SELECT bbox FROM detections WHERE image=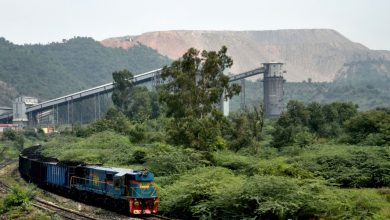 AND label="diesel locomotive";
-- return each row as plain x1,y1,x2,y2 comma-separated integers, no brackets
19,147,158,215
